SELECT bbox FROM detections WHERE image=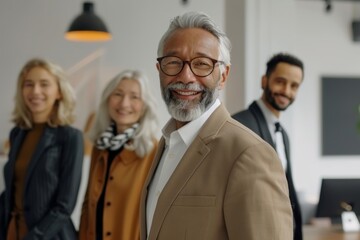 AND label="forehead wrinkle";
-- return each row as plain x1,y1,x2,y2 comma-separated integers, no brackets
163,28,220,59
